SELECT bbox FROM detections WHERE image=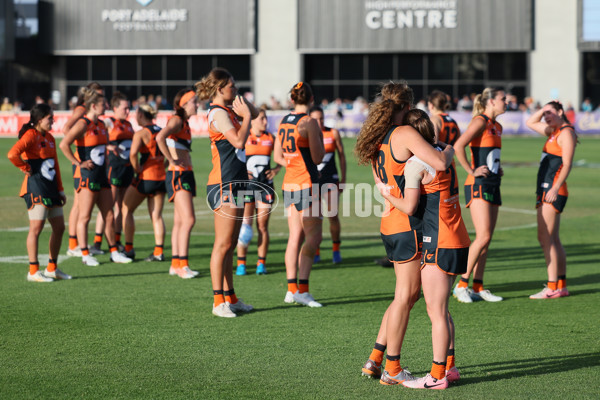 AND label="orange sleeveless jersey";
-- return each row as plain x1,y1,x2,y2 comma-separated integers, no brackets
437,113,461,146
138,124,166,181
245,130,274,157
464,114,502,186
537,124,573,197
207,104,247,185
8,128,64,197
420,159,470,251
166,115,192,171
75,118,108,165
374,126,421,235
279,113,319,191
108,118,134,142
